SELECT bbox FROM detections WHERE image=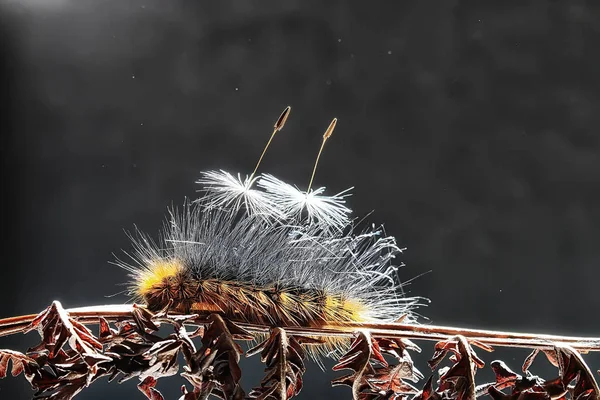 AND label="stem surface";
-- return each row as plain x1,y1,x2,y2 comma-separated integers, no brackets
1,304,598,352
